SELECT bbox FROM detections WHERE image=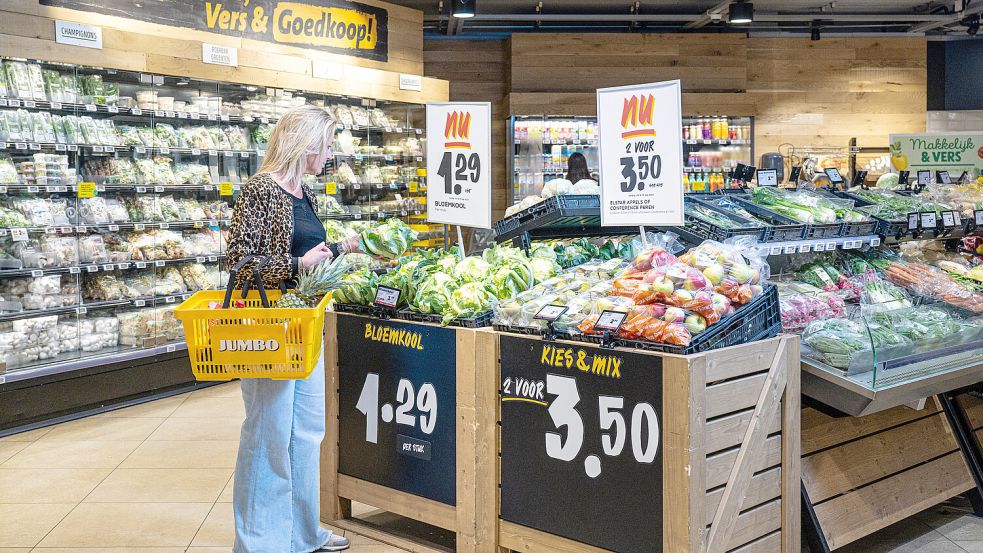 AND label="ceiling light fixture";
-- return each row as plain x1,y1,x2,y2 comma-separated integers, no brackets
729,1,753,24
811,21,821,41
452,0,475,18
